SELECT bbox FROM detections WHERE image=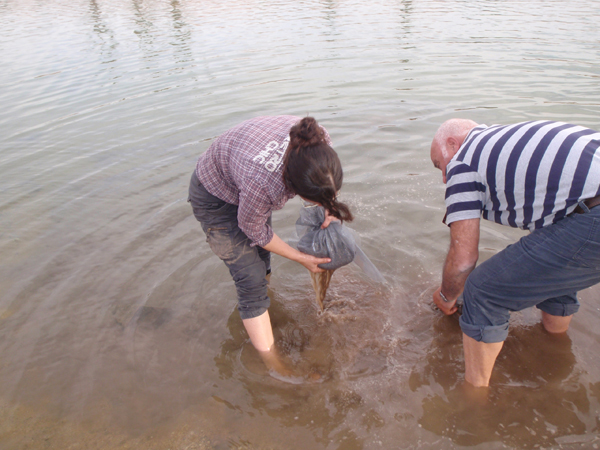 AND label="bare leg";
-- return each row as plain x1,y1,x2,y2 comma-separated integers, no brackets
460,380,490,406
243,310,274,352
242,311,300,381
463,333,504,387
541,312,572,334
